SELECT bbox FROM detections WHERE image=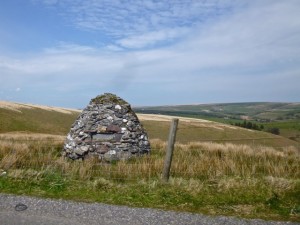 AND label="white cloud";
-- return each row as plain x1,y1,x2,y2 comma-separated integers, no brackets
43,42,96,54
117,28,189,49
34,0,241,49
